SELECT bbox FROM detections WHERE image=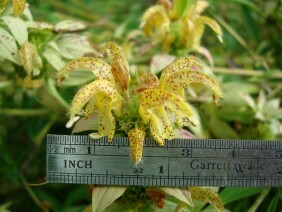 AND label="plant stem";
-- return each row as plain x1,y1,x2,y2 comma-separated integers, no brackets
20,175,49,212
0,109,50,116
34,114,57,144
247,188,271,212
46,0,97,21
213,67,282,79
